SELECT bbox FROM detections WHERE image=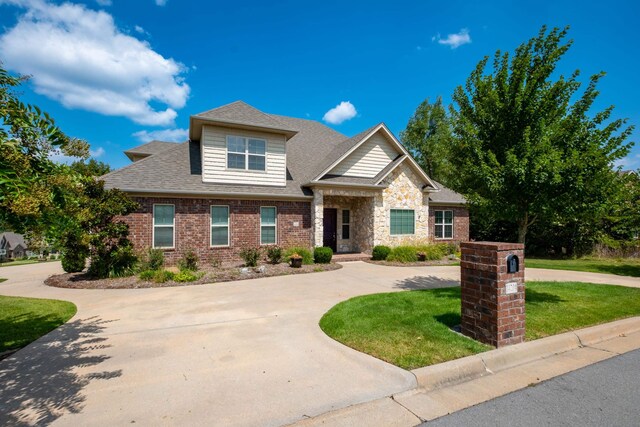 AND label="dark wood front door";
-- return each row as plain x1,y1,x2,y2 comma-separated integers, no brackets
323,208,337,252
